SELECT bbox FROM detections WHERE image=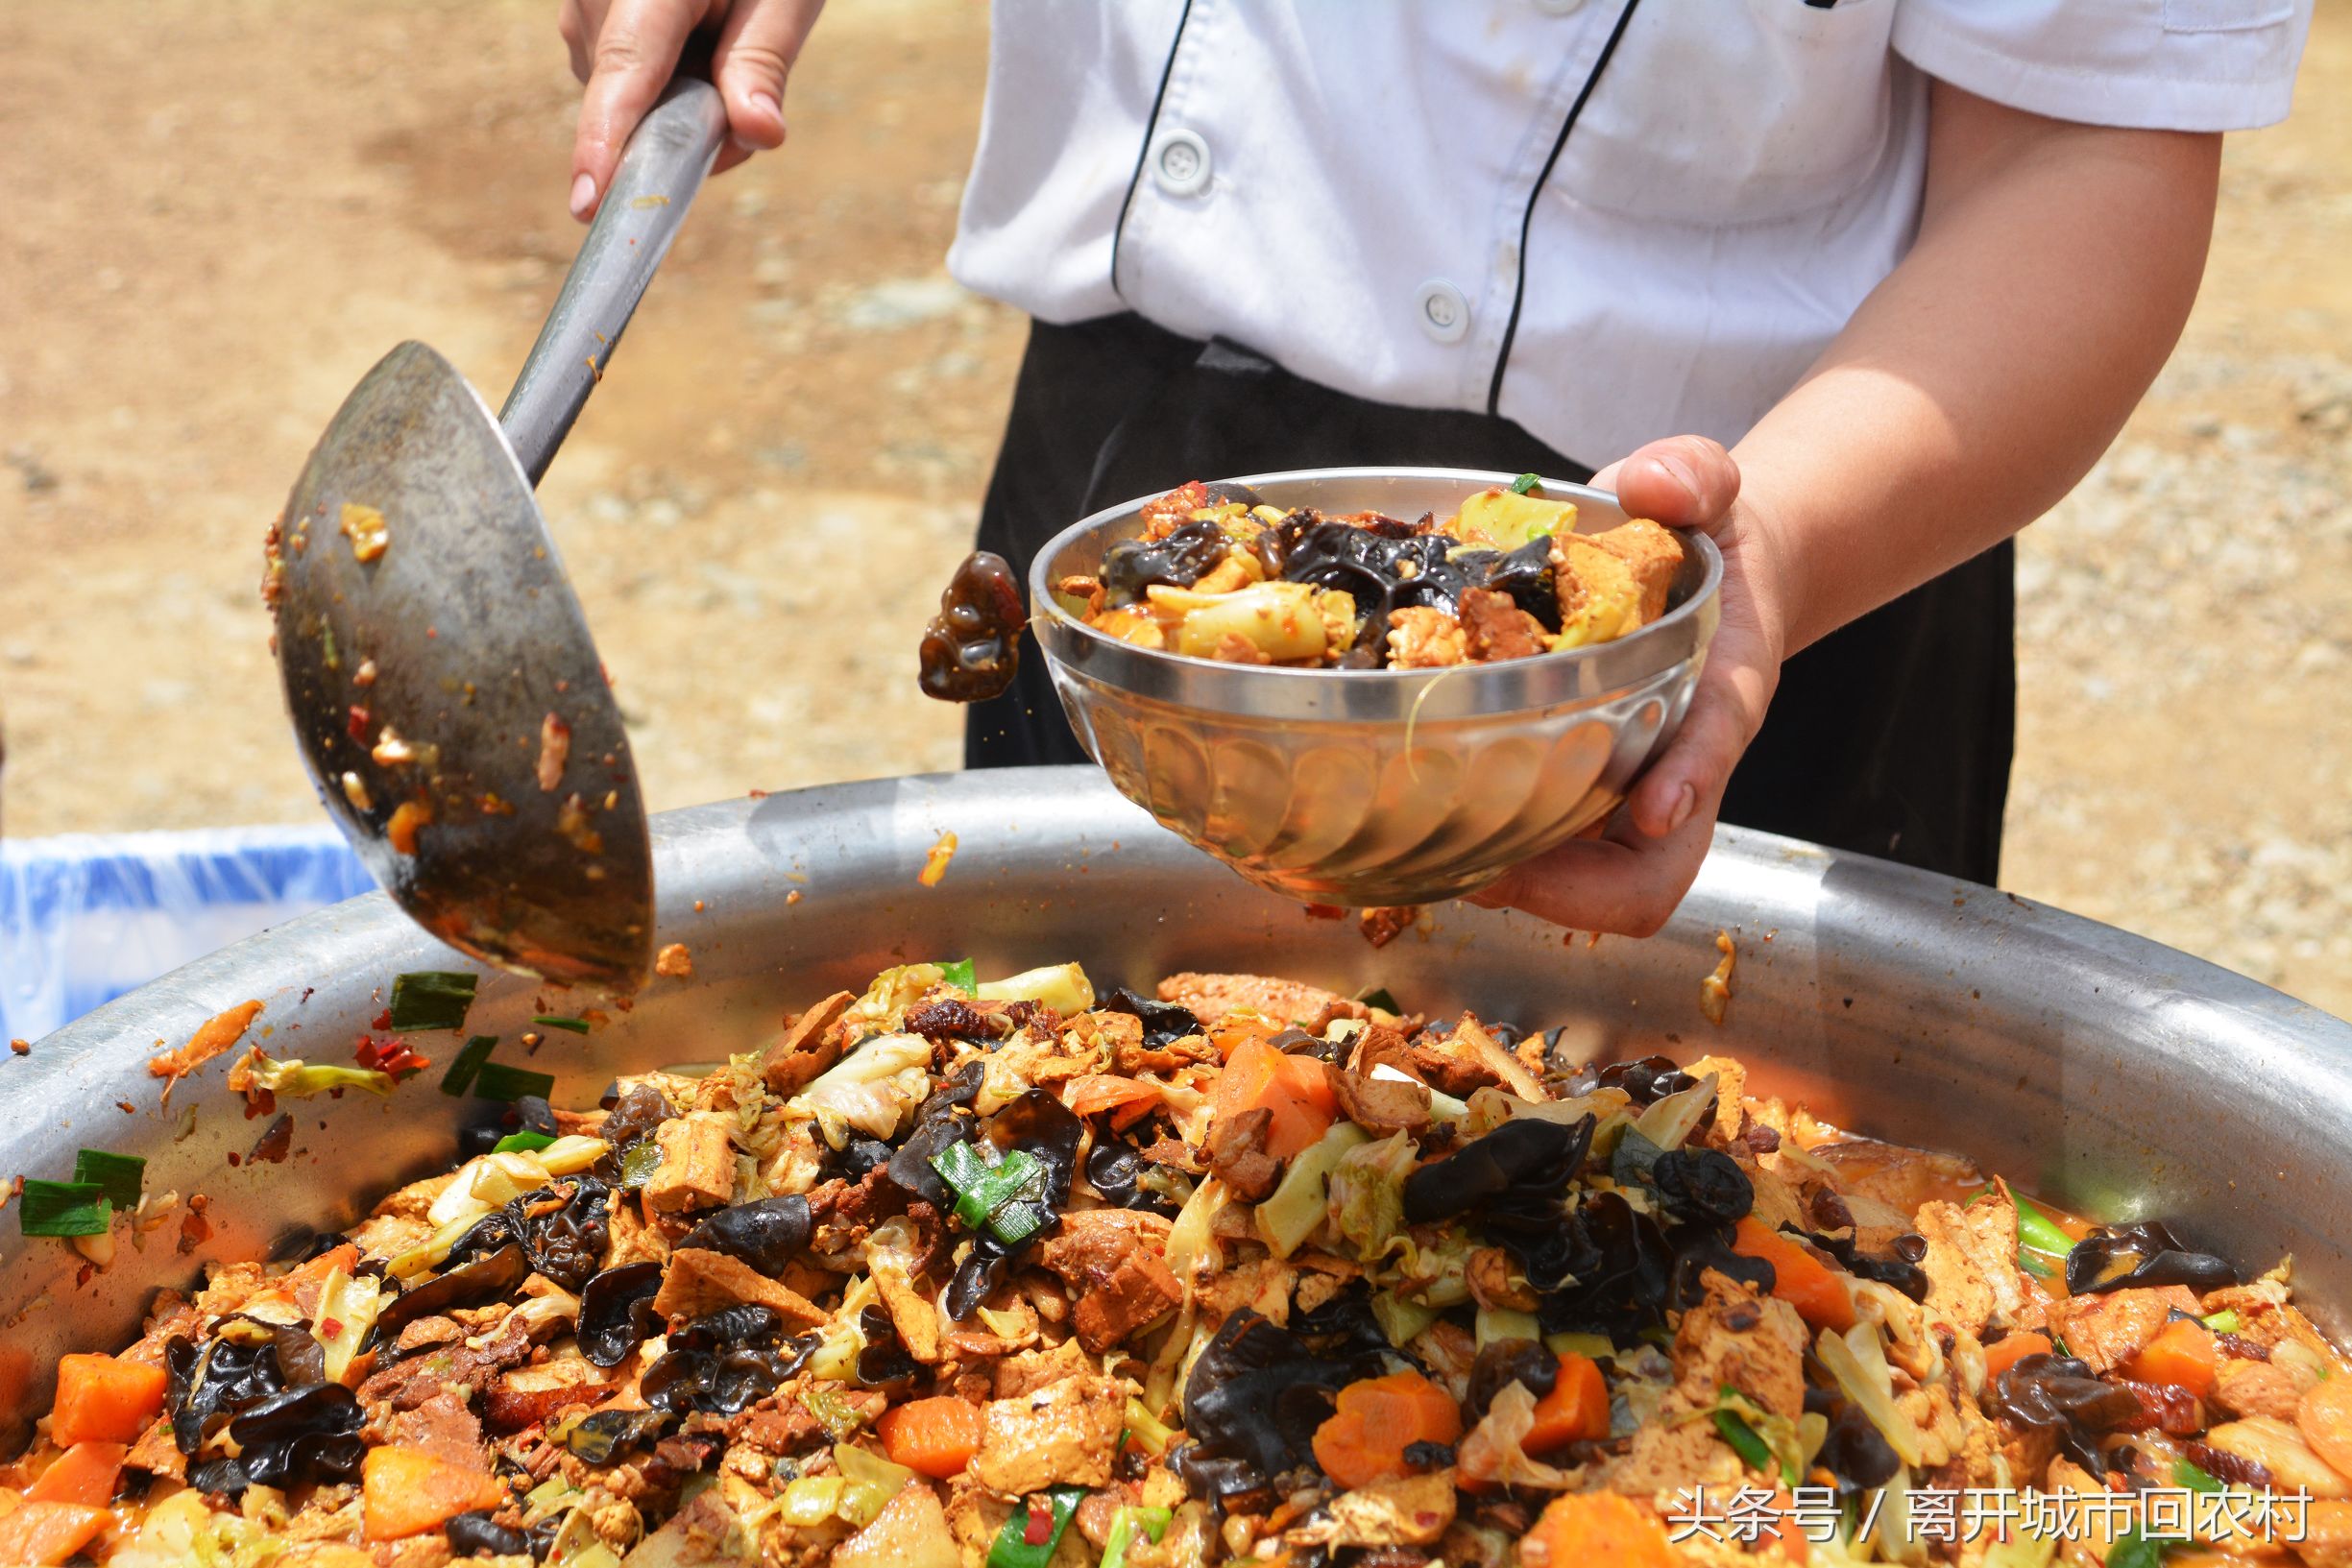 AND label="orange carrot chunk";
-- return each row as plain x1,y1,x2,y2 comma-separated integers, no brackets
1523,1353,1612,1453
361,1445,505,1541
1311,1370,1463,1491
2122,1318,2218,1398
49,1354,168,1447
1983,1331,2055,1385
1211,1038,1337,1161
0,1501,111,1566
23,1443,126,1508
1734,1217,1857,1333
877,1395,986,1480
2300,1374,2352,1483
1522,1492,1677,1568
